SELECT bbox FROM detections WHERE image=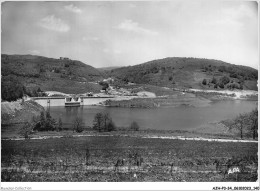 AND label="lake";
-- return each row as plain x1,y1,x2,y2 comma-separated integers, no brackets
48,100,257,130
